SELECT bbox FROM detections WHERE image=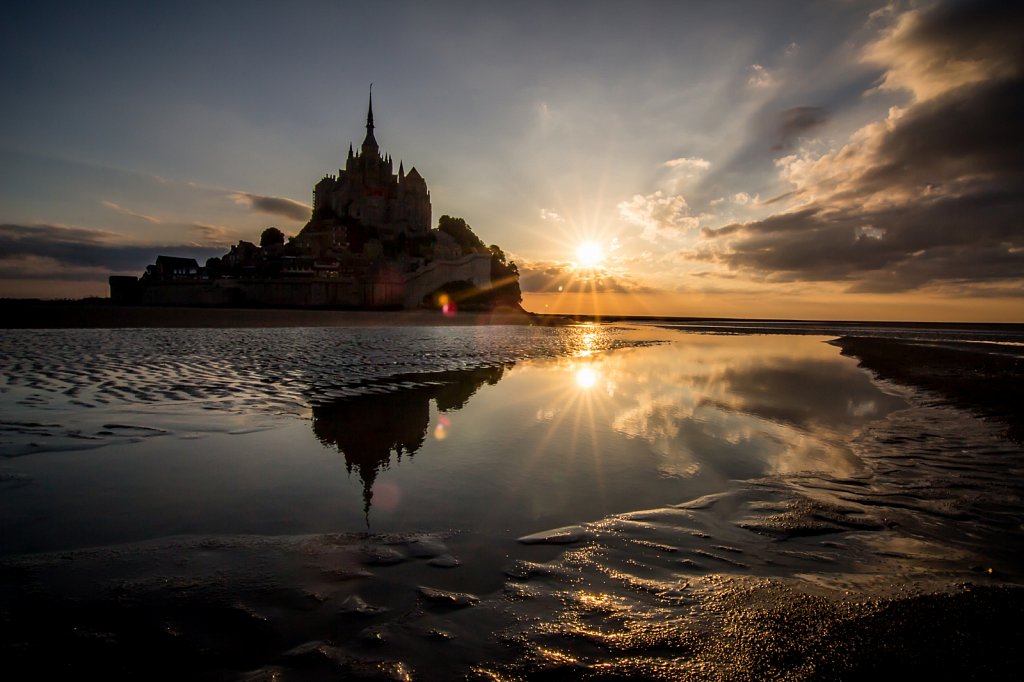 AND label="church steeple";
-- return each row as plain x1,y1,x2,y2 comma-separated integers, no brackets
361,87,379,156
